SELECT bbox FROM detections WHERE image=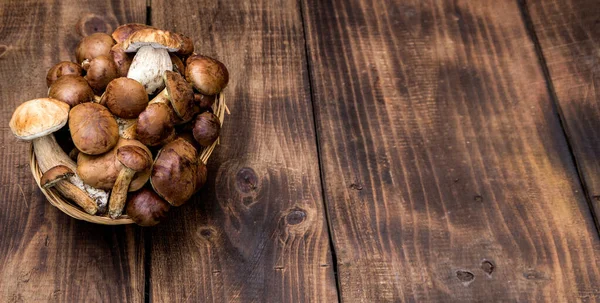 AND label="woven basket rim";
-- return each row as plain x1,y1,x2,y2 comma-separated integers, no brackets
29,93,227,225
